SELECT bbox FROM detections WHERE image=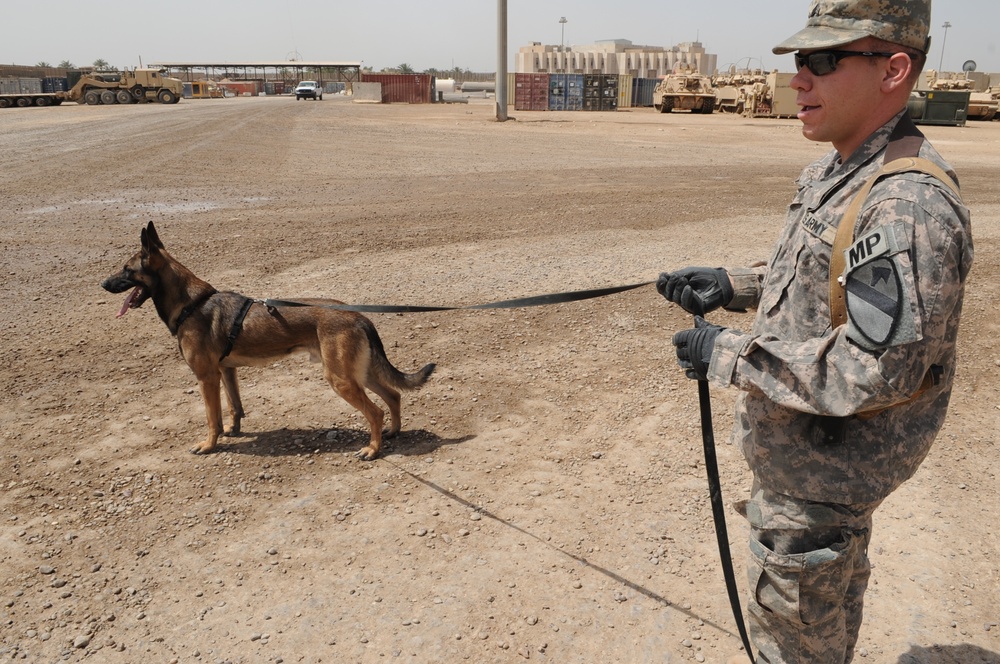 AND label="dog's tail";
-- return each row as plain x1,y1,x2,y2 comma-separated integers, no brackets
365,323,436,391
